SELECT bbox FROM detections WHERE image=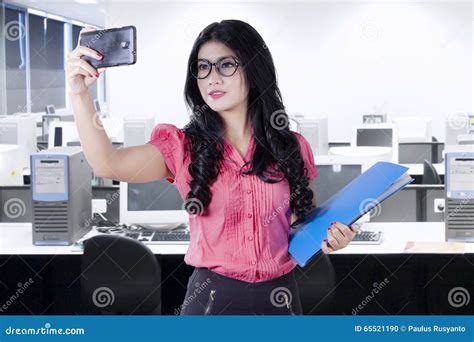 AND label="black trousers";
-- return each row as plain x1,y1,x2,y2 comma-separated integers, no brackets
178,267,303,315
